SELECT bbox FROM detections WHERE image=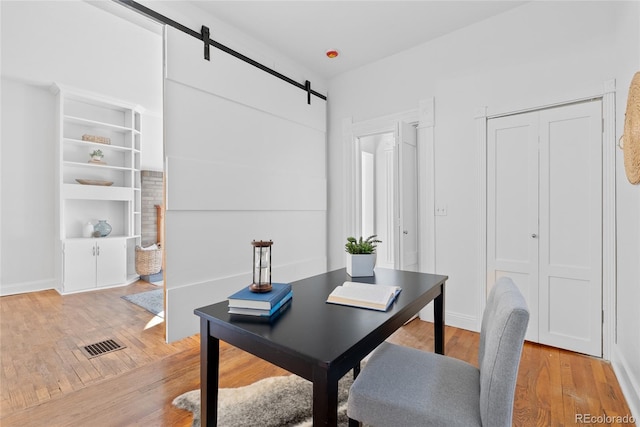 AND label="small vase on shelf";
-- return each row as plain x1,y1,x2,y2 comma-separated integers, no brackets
83,222,94,238
94,220,112,237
